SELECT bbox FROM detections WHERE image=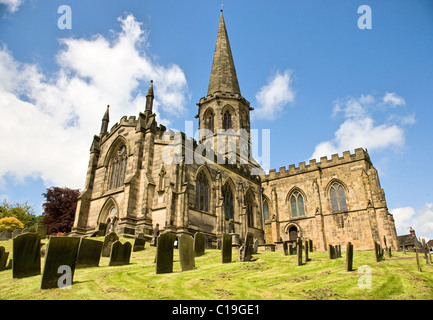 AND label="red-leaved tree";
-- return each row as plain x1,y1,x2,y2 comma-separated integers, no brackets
41,186,80,234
